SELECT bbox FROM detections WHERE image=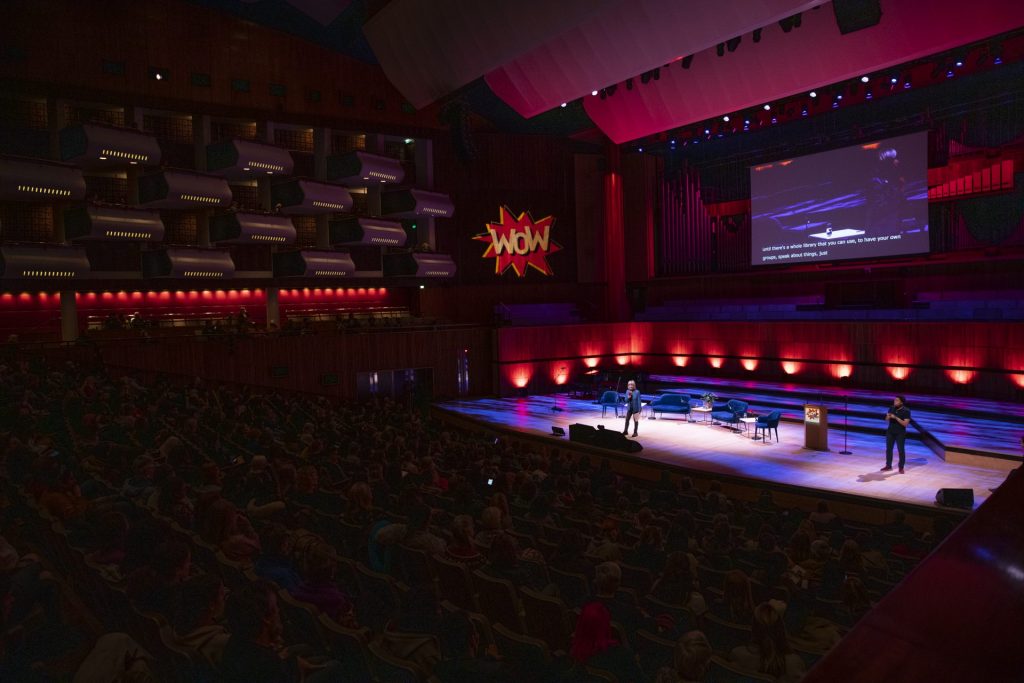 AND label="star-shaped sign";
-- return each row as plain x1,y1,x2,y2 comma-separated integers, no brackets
474,206,562,277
